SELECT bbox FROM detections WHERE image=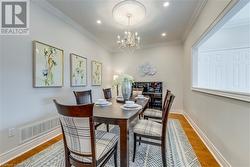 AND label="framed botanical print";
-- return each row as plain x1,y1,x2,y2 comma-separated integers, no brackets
70,53,87,87
91,60,102,86
33,41,64,88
